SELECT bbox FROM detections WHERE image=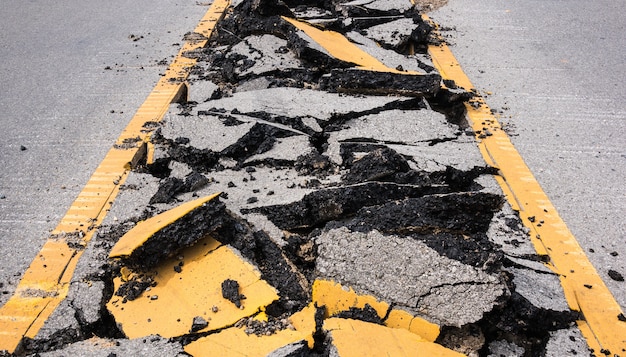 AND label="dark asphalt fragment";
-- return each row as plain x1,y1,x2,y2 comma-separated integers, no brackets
149,177,185,204
331,192,505,268
333,304,384,325
474,291,581,355
320,69,441,96
608,269,624,282
114,197,246,271
190,316,209,332
253,231,309,316
221,122,298,163
342,147,410,183
295,152,334,177
222,279,244,308
115,275,155,302
241,182,447,231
